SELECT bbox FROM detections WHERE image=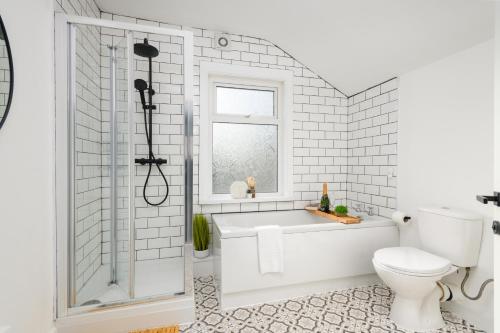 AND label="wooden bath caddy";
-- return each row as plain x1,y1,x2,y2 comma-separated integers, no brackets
305,206,361,224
